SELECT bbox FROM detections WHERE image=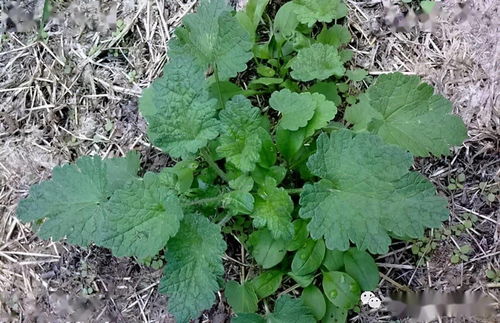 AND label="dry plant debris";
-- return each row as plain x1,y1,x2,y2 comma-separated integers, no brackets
0,0,498,321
